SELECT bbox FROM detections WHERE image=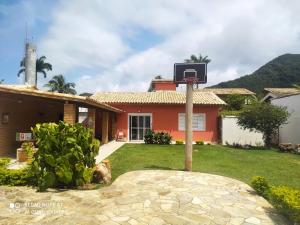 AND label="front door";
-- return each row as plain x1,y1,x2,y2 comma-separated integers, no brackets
129,115,151,141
